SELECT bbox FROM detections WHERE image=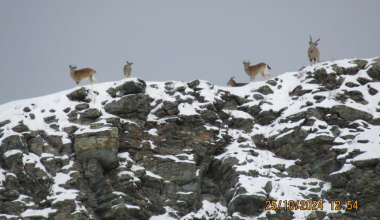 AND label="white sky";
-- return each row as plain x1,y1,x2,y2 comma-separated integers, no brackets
1,1,379,105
